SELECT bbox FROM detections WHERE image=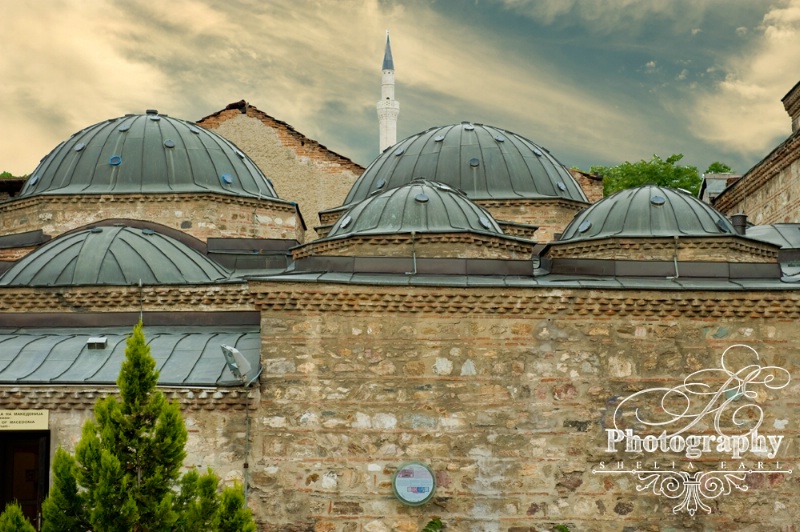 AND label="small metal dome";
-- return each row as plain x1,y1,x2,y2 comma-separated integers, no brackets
559,185,736,241
342,123,588,206
0,226,230,286
19,111,278,199
327,179,503,238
